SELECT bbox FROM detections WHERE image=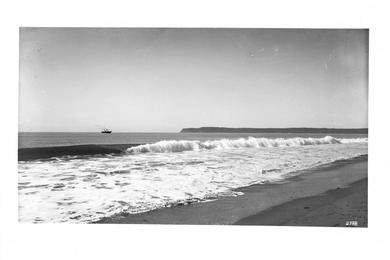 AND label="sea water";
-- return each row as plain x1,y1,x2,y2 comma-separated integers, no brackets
18,133,368,223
